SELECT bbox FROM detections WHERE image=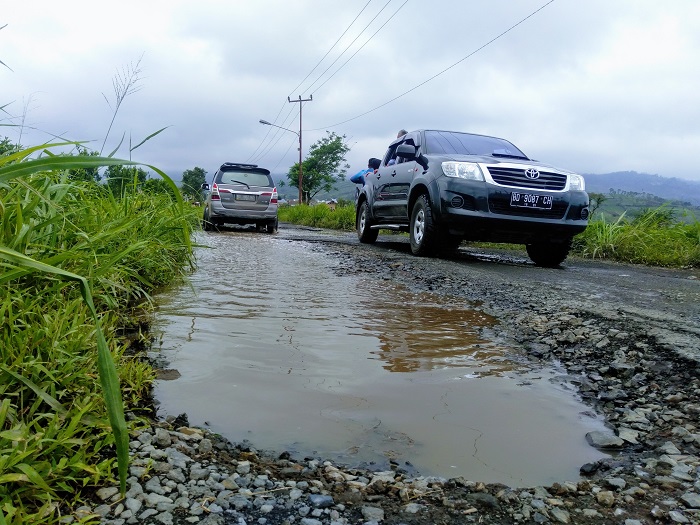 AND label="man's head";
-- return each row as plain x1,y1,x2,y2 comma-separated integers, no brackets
368,158,381,170
397,129,408,138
